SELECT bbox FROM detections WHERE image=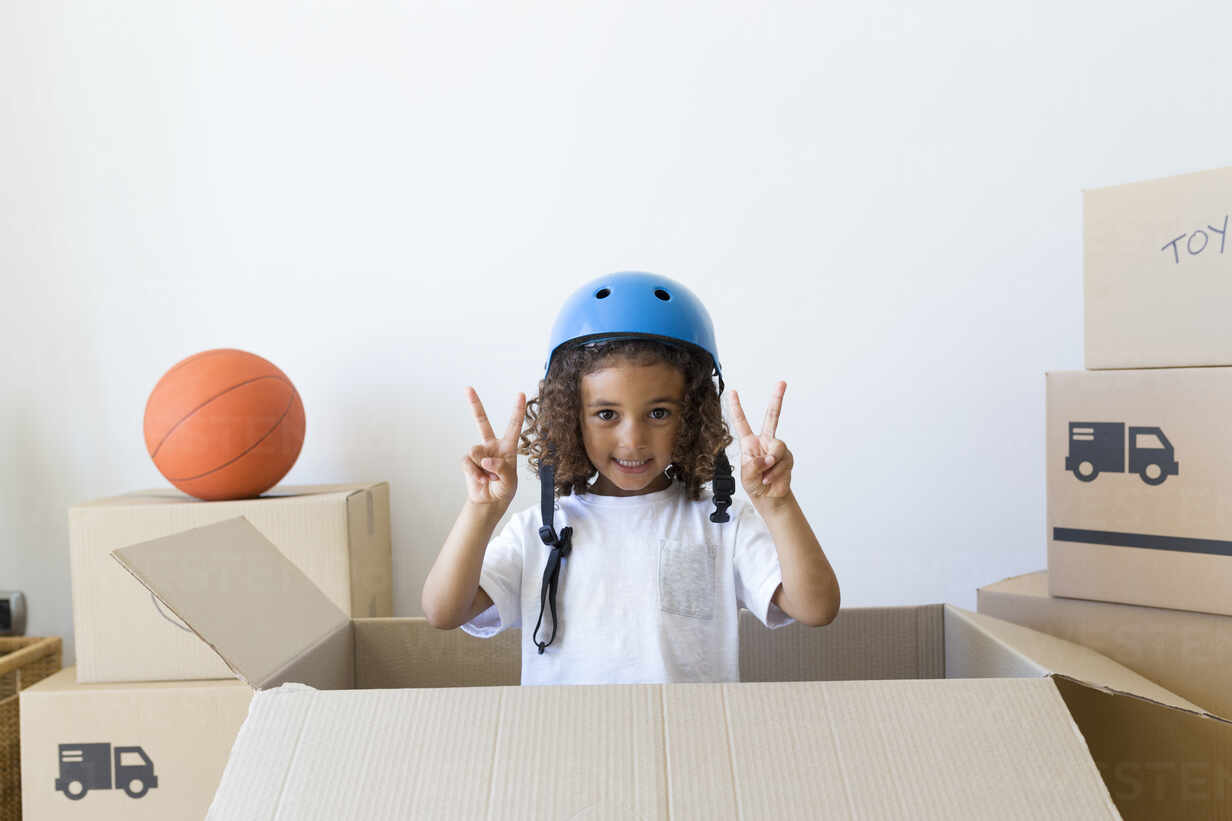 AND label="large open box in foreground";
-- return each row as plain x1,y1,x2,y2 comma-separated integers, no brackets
113,518,1232,820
